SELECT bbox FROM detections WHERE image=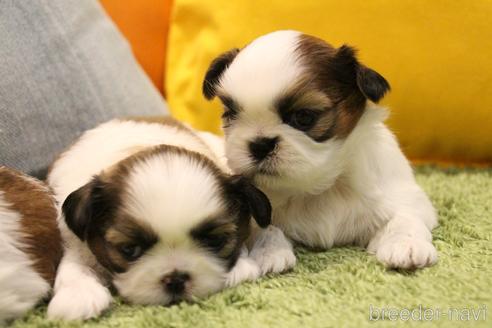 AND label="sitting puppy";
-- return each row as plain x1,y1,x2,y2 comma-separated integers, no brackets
203,30,438,274
0,167,62,324
47,117,270,320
